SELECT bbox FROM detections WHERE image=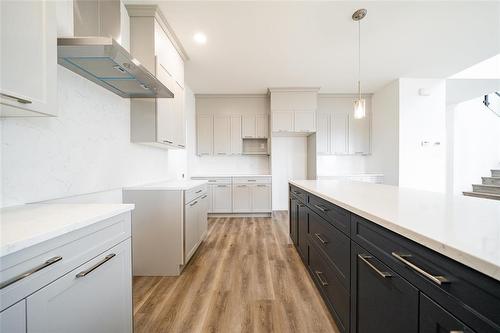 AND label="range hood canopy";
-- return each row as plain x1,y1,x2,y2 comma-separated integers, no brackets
57,0,173,98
